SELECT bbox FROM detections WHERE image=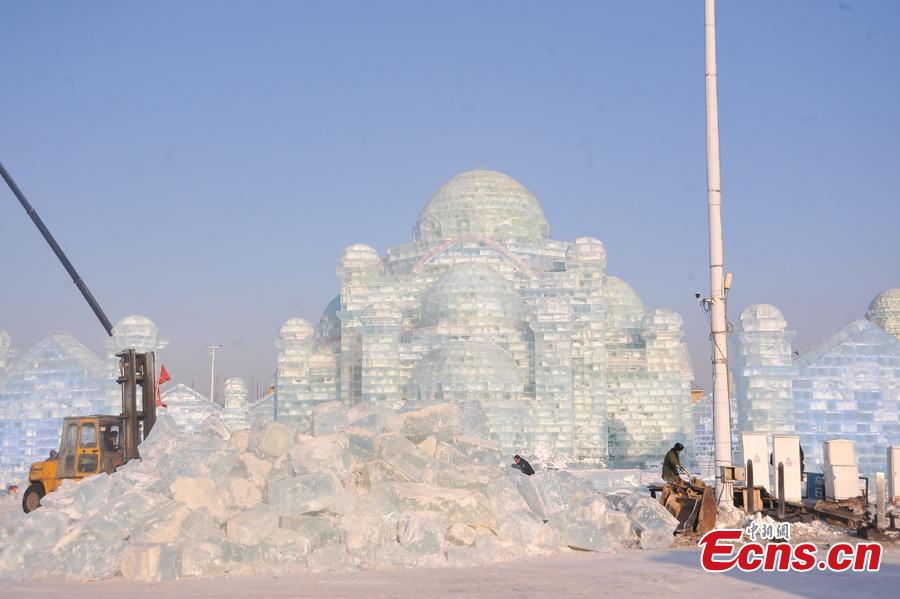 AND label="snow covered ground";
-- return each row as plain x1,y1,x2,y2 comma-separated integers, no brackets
3,547,899,598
